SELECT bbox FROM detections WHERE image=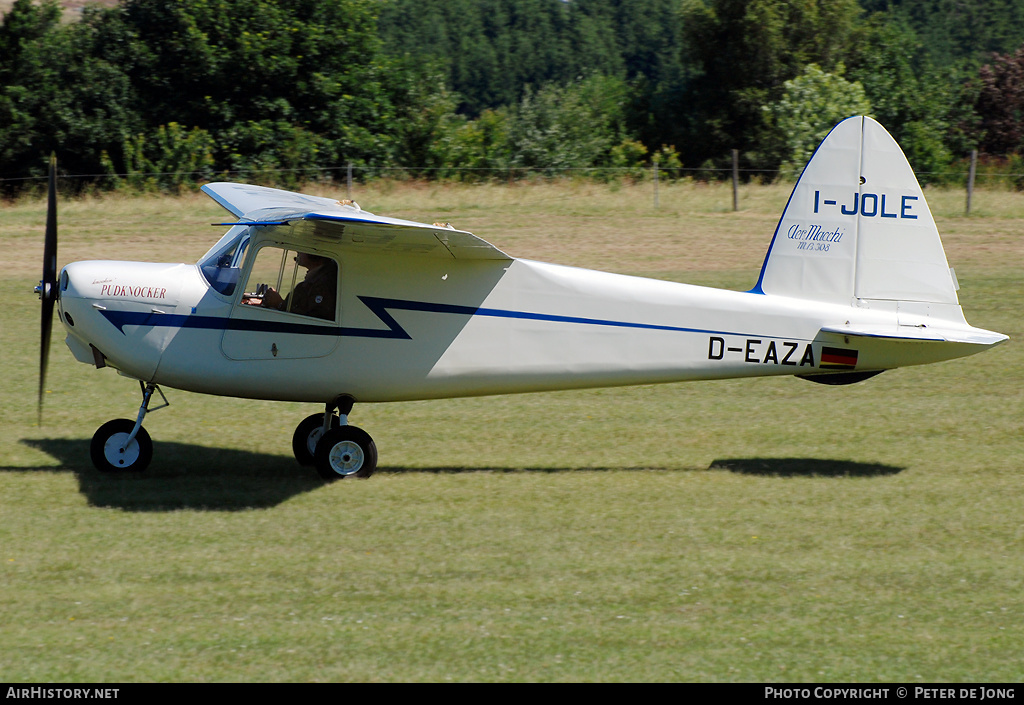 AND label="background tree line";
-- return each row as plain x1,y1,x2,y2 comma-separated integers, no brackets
4,0,1024,193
